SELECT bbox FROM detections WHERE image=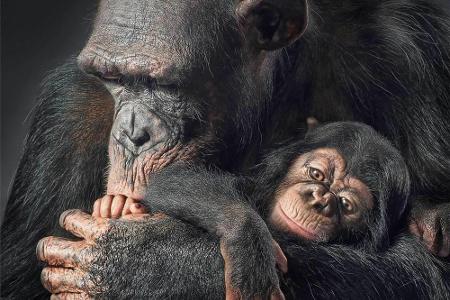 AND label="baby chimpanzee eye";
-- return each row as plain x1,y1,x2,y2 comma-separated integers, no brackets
340,197,353,213
308,167,325,181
